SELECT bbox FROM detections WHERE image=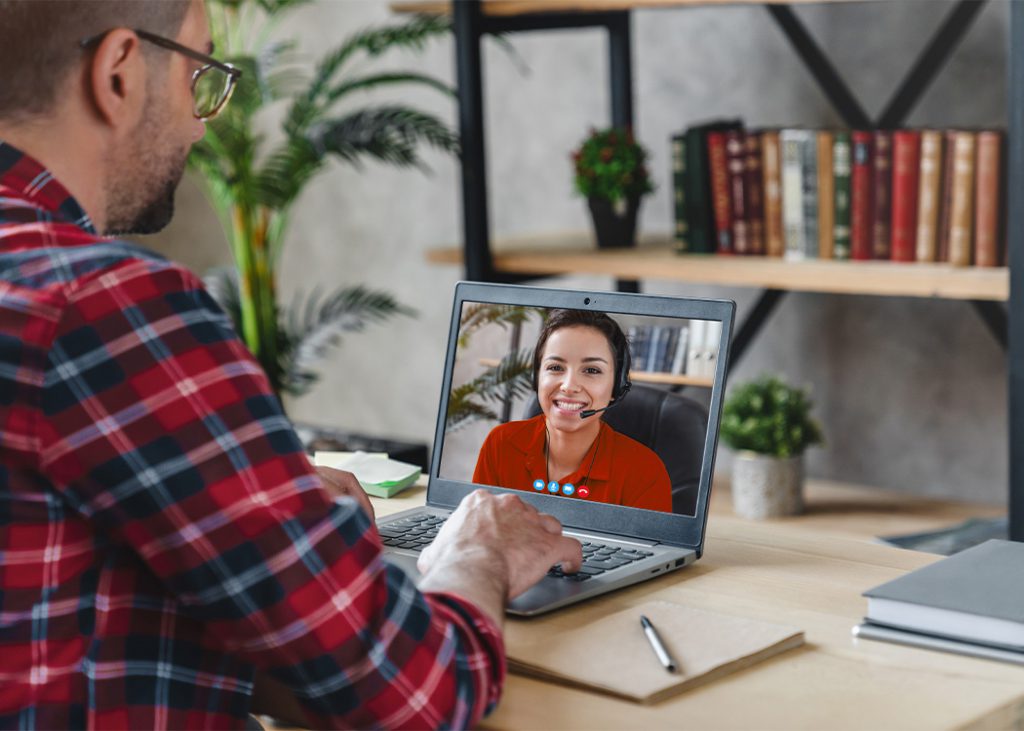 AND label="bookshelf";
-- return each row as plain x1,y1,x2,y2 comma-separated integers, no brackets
395,0,1024,539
